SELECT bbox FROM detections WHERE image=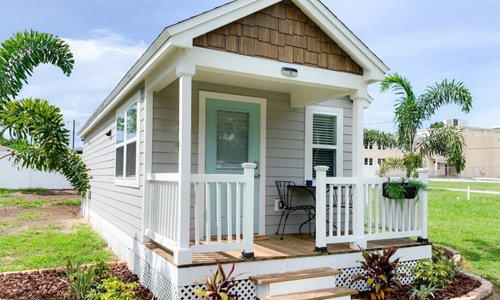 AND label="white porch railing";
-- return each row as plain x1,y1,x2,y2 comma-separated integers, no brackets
315,167,429,251
145,163,256,263
191,163,255,257
145,173,180,250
